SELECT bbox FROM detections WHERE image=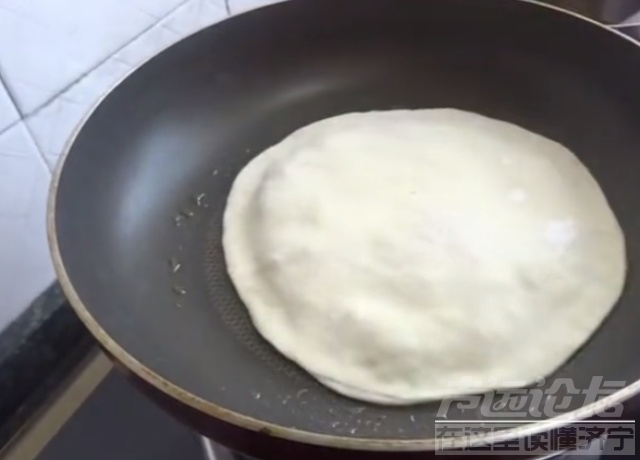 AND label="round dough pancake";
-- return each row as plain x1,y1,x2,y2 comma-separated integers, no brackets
222,108,626,405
